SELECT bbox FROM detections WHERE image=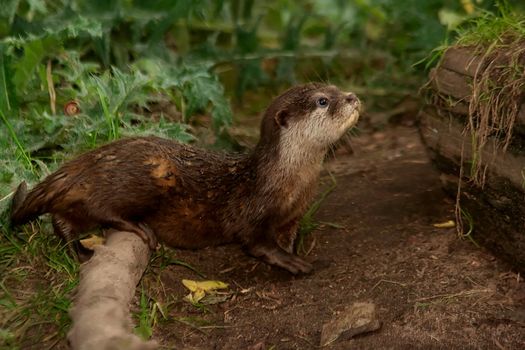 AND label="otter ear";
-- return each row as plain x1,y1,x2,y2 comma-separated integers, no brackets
274,109,289,128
